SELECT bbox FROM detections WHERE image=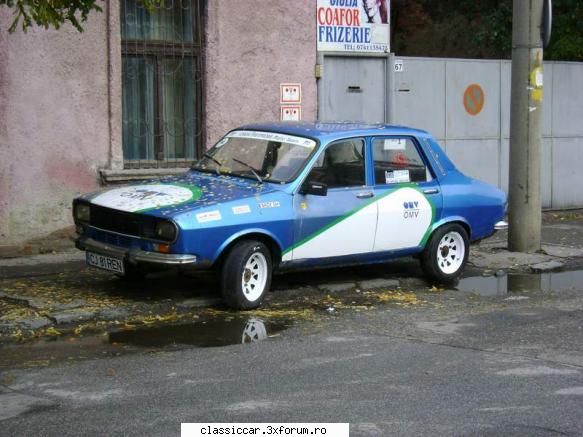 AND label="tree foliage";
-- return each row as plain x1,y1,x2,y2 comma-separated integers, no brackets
1,0,164,33
391,0,583,61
